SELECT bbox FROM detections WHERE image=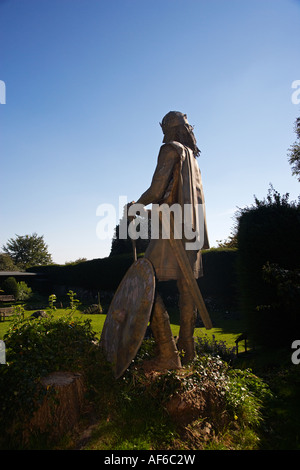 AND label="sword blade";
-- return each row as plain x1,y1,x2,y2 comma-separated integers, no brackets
160,211,212,330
